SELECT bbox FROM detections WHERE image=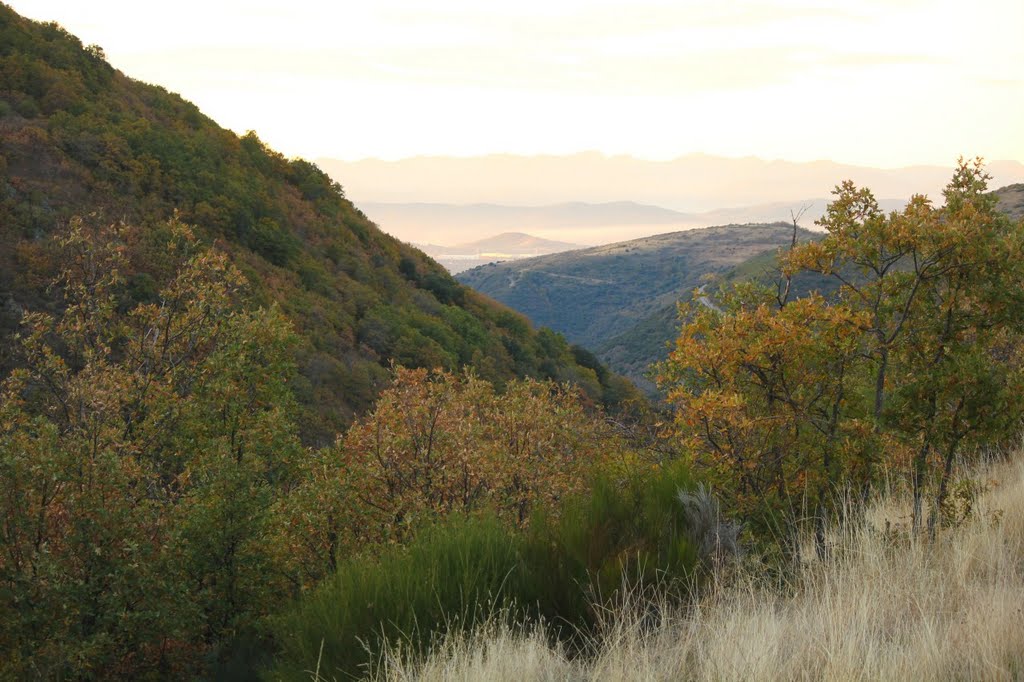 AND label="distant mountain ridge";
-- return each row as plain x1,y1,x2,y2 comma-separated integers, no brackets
321,153,1024,213
431,232,583,255
414,232,585,274
361,198,906,246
